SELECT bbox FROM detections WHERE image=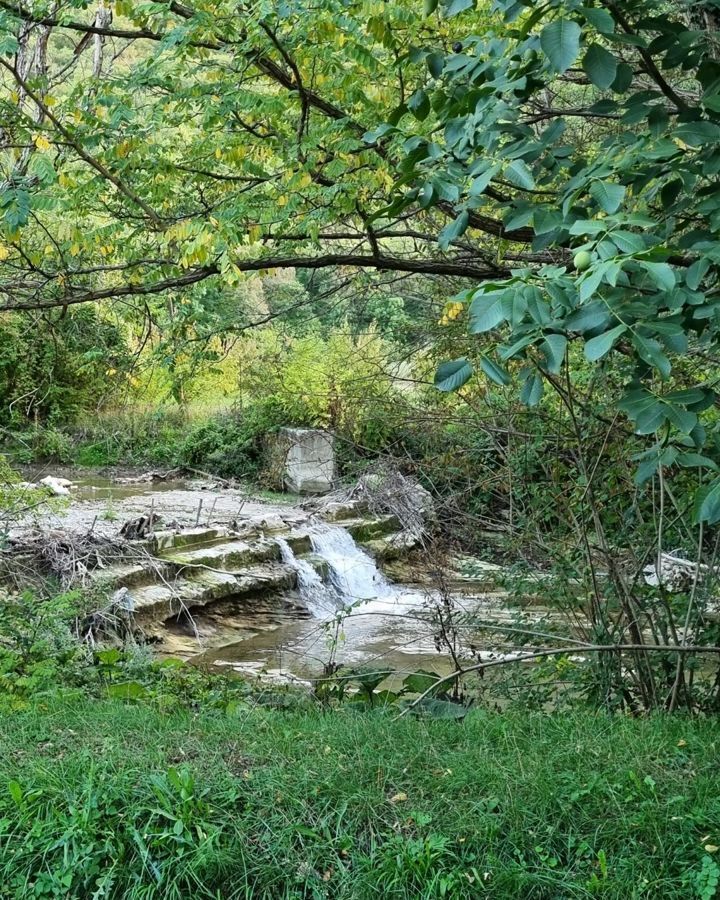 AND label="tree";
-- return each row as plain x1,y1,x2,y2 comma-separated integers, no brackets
1,0,720,518
384,0,720,522
0,0,504,317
